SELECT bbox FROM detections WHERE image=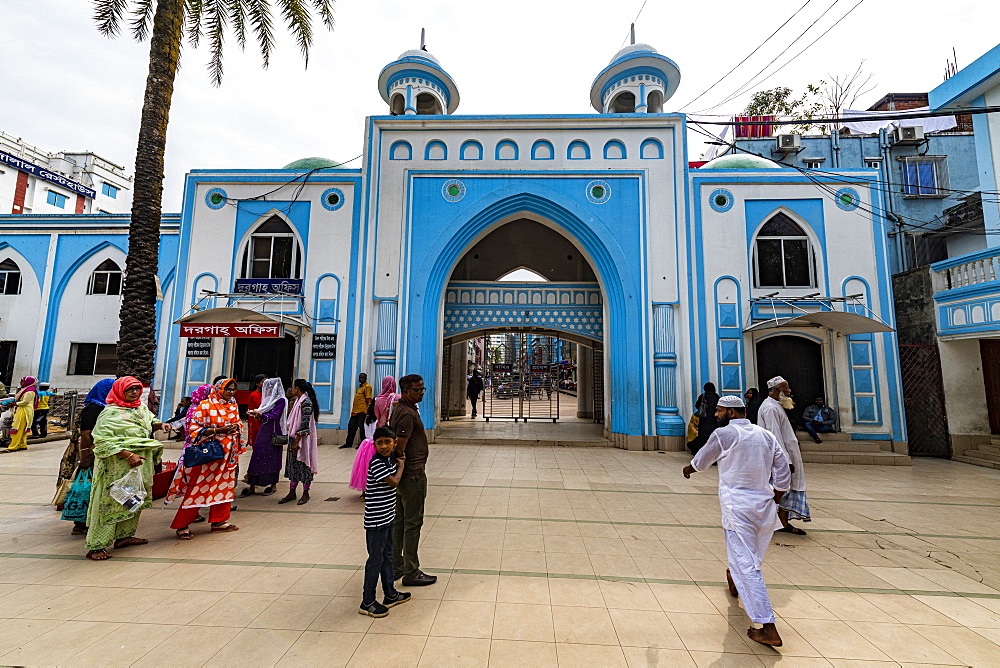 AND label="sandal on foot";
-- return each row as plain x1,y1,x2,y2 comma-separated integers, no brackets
176,529,194,540
262,487,276,496
278,493,297,504
776,525,807,535
71,527,87,536
239,488,254,498
114,537,148,549
297,495,310,505
192,515,207,523
210,523,239,533
86,549,112,561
